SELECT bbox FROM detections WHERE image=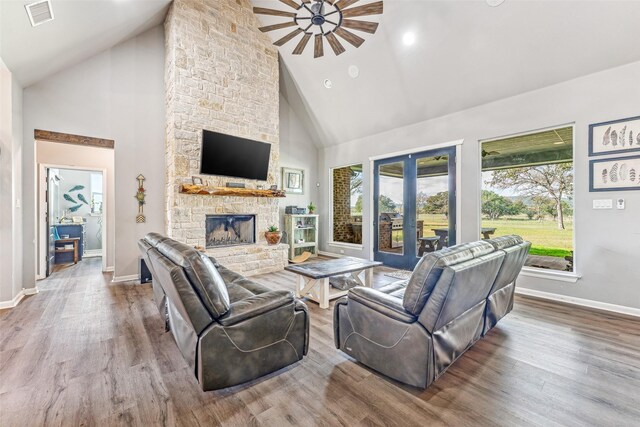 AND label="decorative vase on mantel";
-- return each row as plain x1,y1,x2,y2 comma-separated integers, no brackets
264,225,282,245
